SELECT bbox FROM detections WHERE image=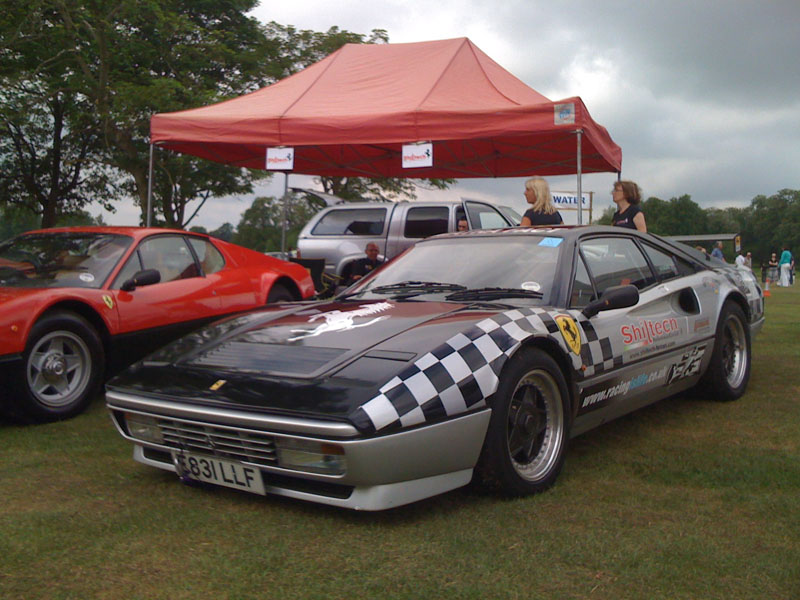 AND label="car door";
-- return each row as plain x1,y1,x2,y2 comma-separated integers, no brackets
110,234,221,335
462,199,515,230
570,235,705,428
